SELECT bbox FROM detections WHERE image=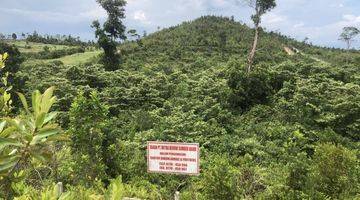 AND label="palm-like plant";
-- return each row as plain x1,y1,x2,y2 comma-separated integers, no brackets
0,53,63,198
0,87,63,197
